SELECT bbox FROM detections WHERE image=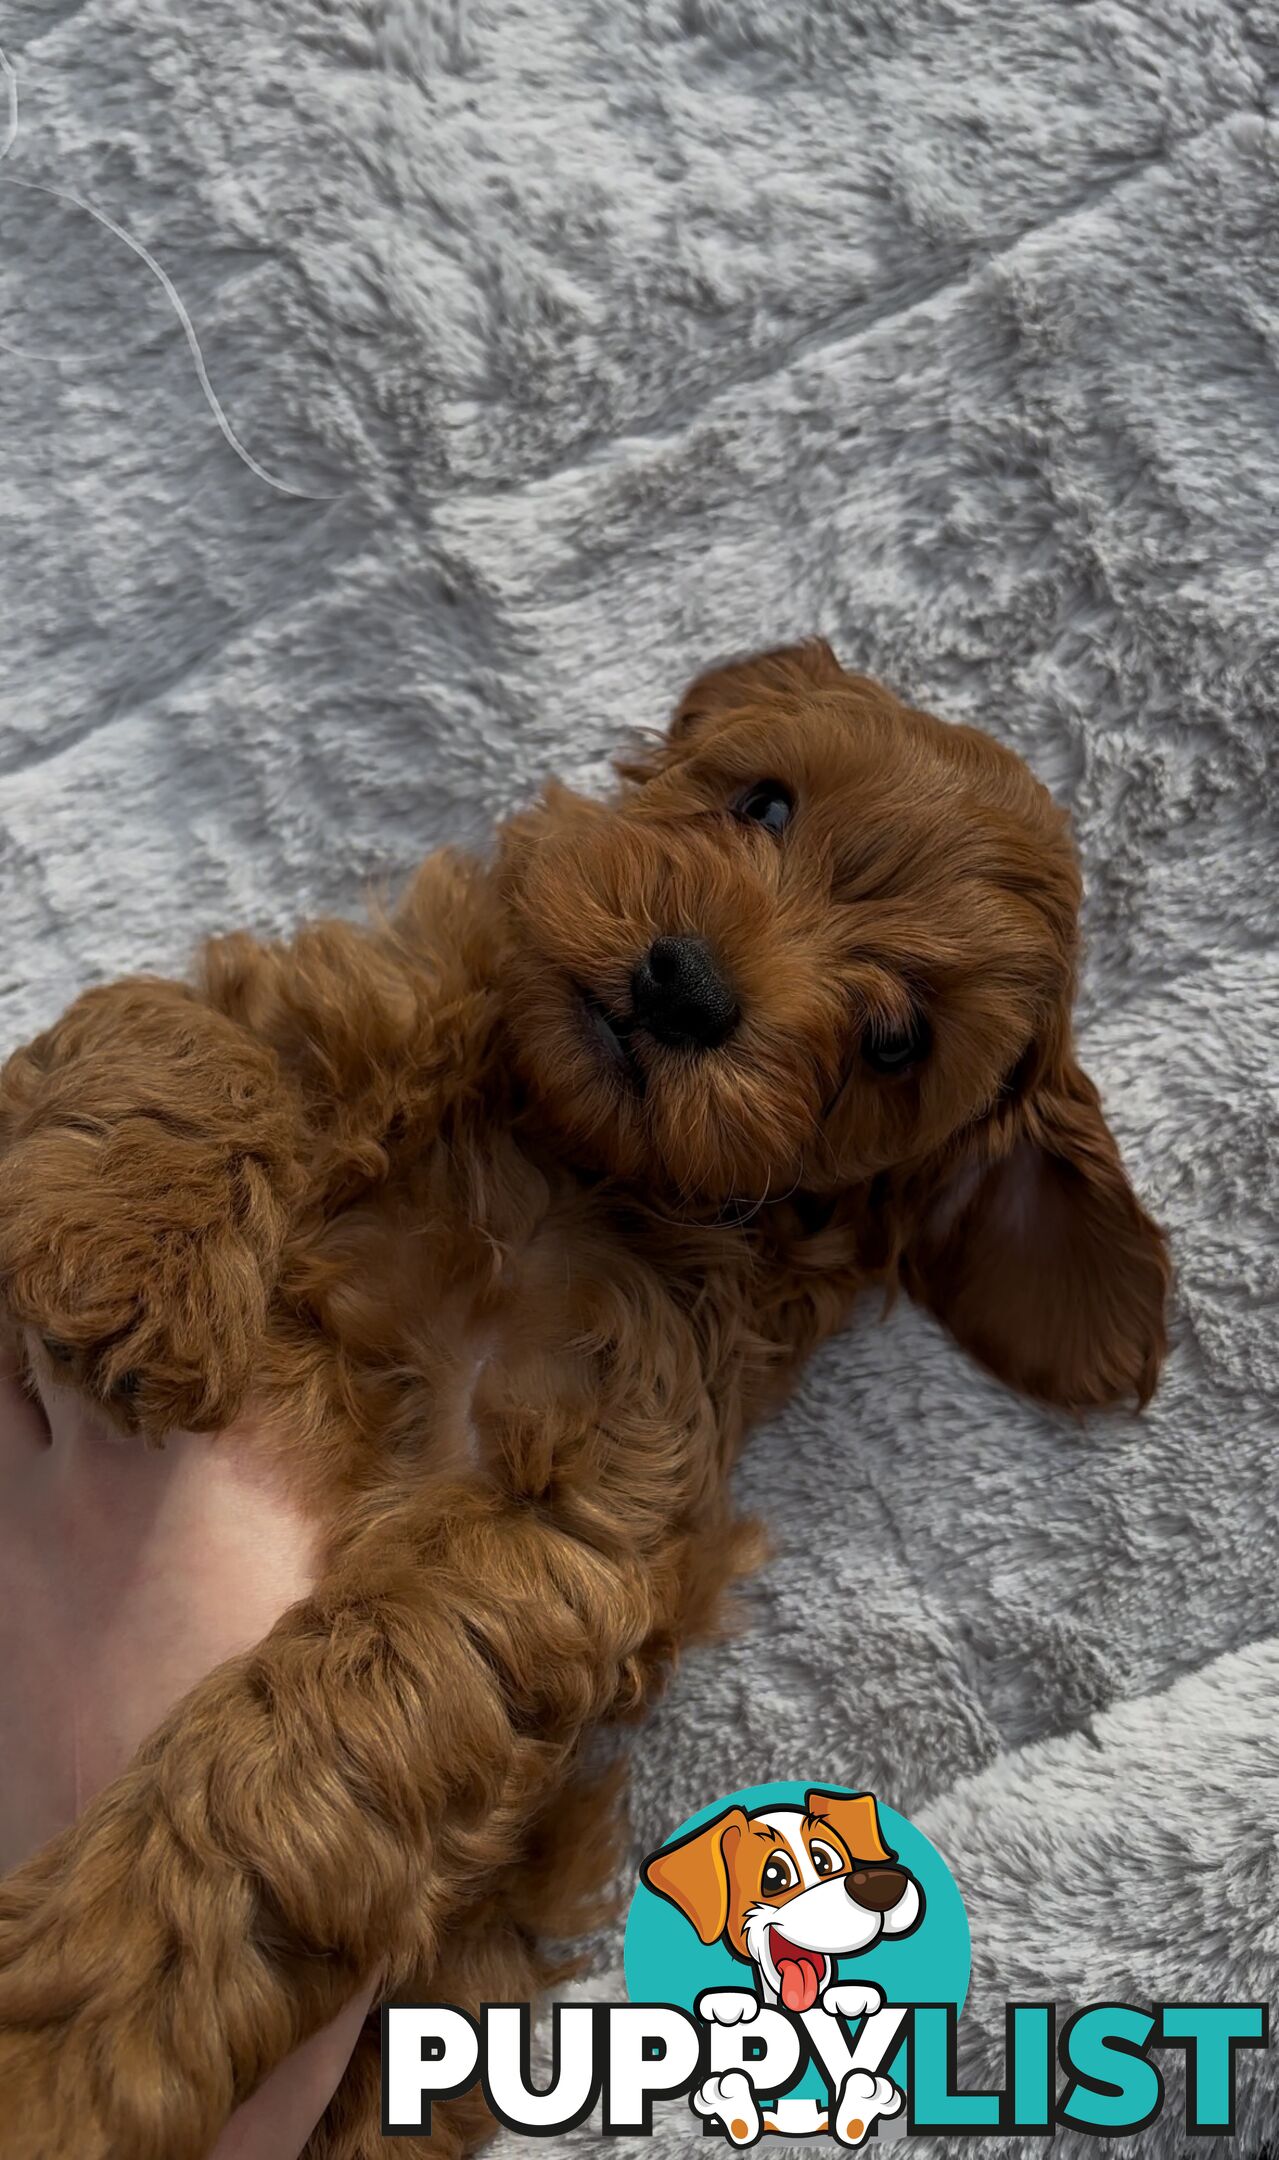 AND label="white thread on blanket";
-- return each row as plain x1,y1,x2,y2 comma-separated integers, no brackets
0,42,15,162
0,42,346,503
